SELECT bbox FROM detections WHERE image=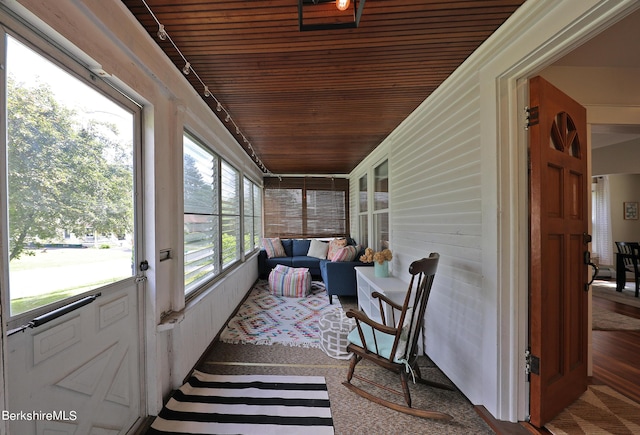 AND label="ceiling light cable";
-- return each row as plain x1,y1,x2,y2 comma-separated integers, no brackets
139,0,272,175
